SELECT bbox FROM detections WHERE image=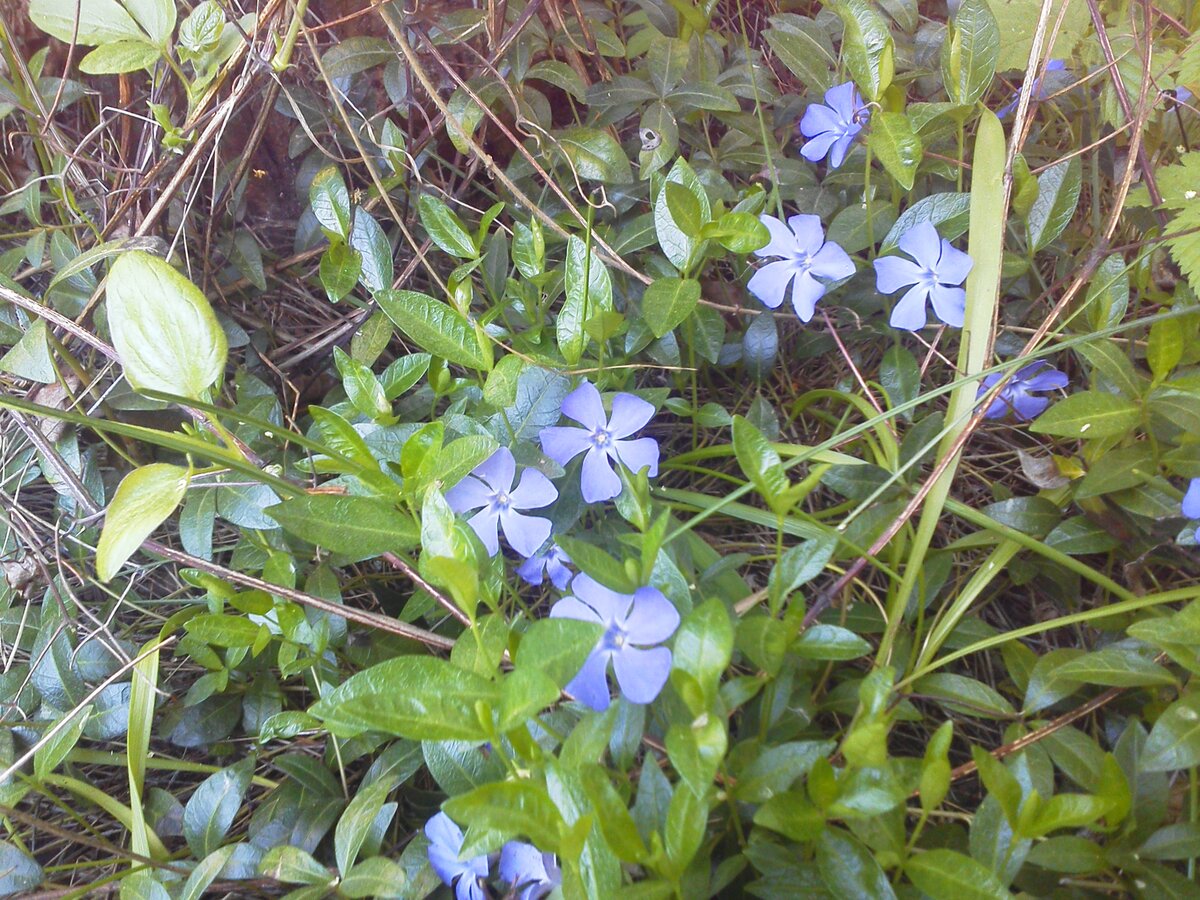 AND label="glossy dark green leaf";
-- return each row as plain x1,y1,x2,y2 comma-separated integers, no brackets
183,757,255,858
1027,158,1082,252
905,848,1011,900
817,829,897,900
832,0,894,101
762,14,834,91
941,0,999,106
266,495,418,559
417,194,476,259
309,167,351,239
376,289,491,371
515,617,603,689
1028,390,1140,439
1142,693,1200,772
868,112,921,191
